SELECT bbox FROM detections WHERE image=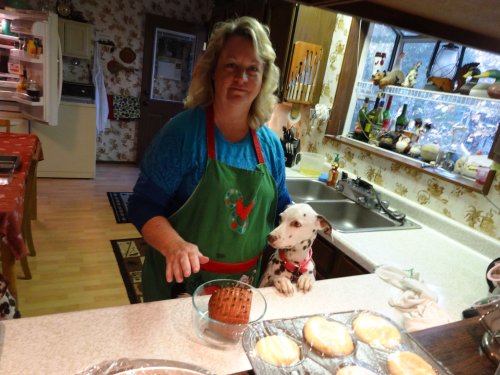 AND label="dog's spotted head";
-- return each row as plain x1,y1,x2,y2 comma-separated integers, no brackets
267,203,333,249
